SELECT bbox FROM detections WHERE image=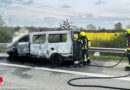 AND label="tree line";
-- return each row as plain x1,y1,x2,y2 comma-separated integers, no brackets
0,14,128,43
